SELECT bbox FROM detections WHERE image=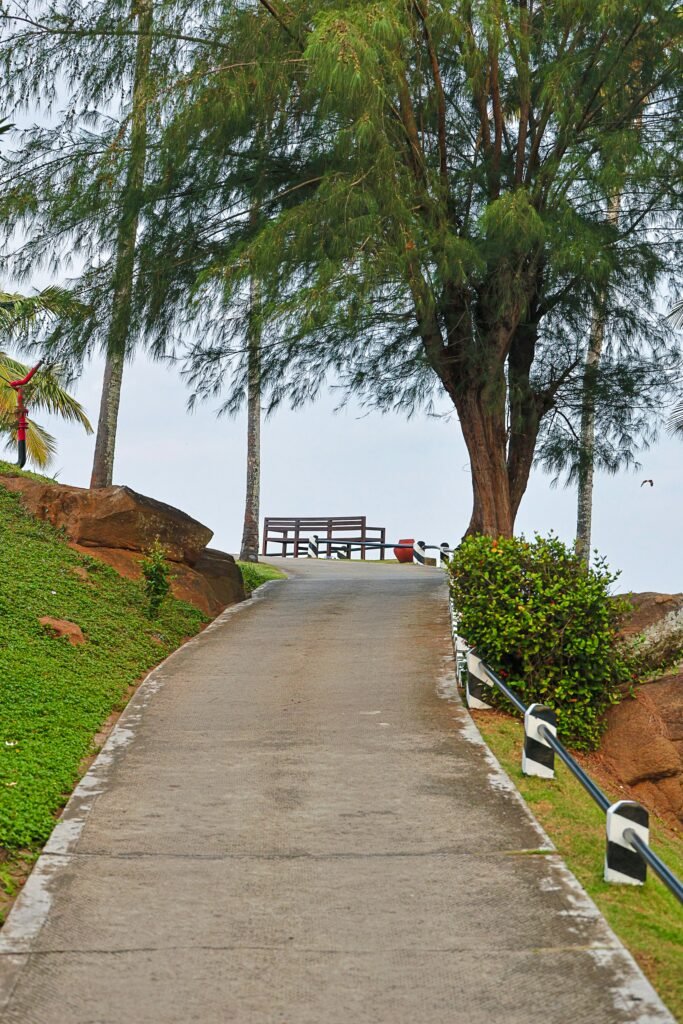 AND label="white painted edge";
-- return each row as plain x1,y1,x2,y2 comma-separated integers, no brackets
444,592,677,1024
0,579,286,975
